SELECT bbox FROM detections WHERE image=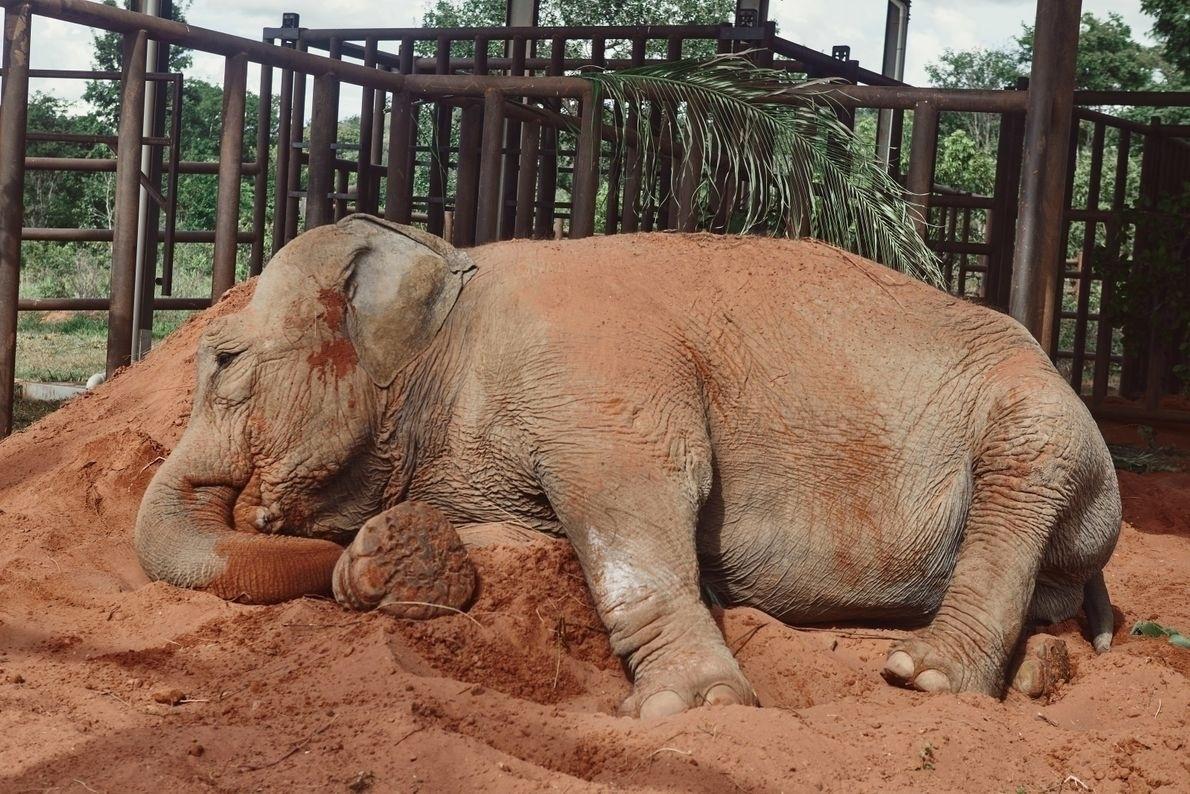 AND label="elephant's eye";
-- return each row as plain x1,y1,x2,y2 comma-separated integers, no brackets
215,350,241,370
